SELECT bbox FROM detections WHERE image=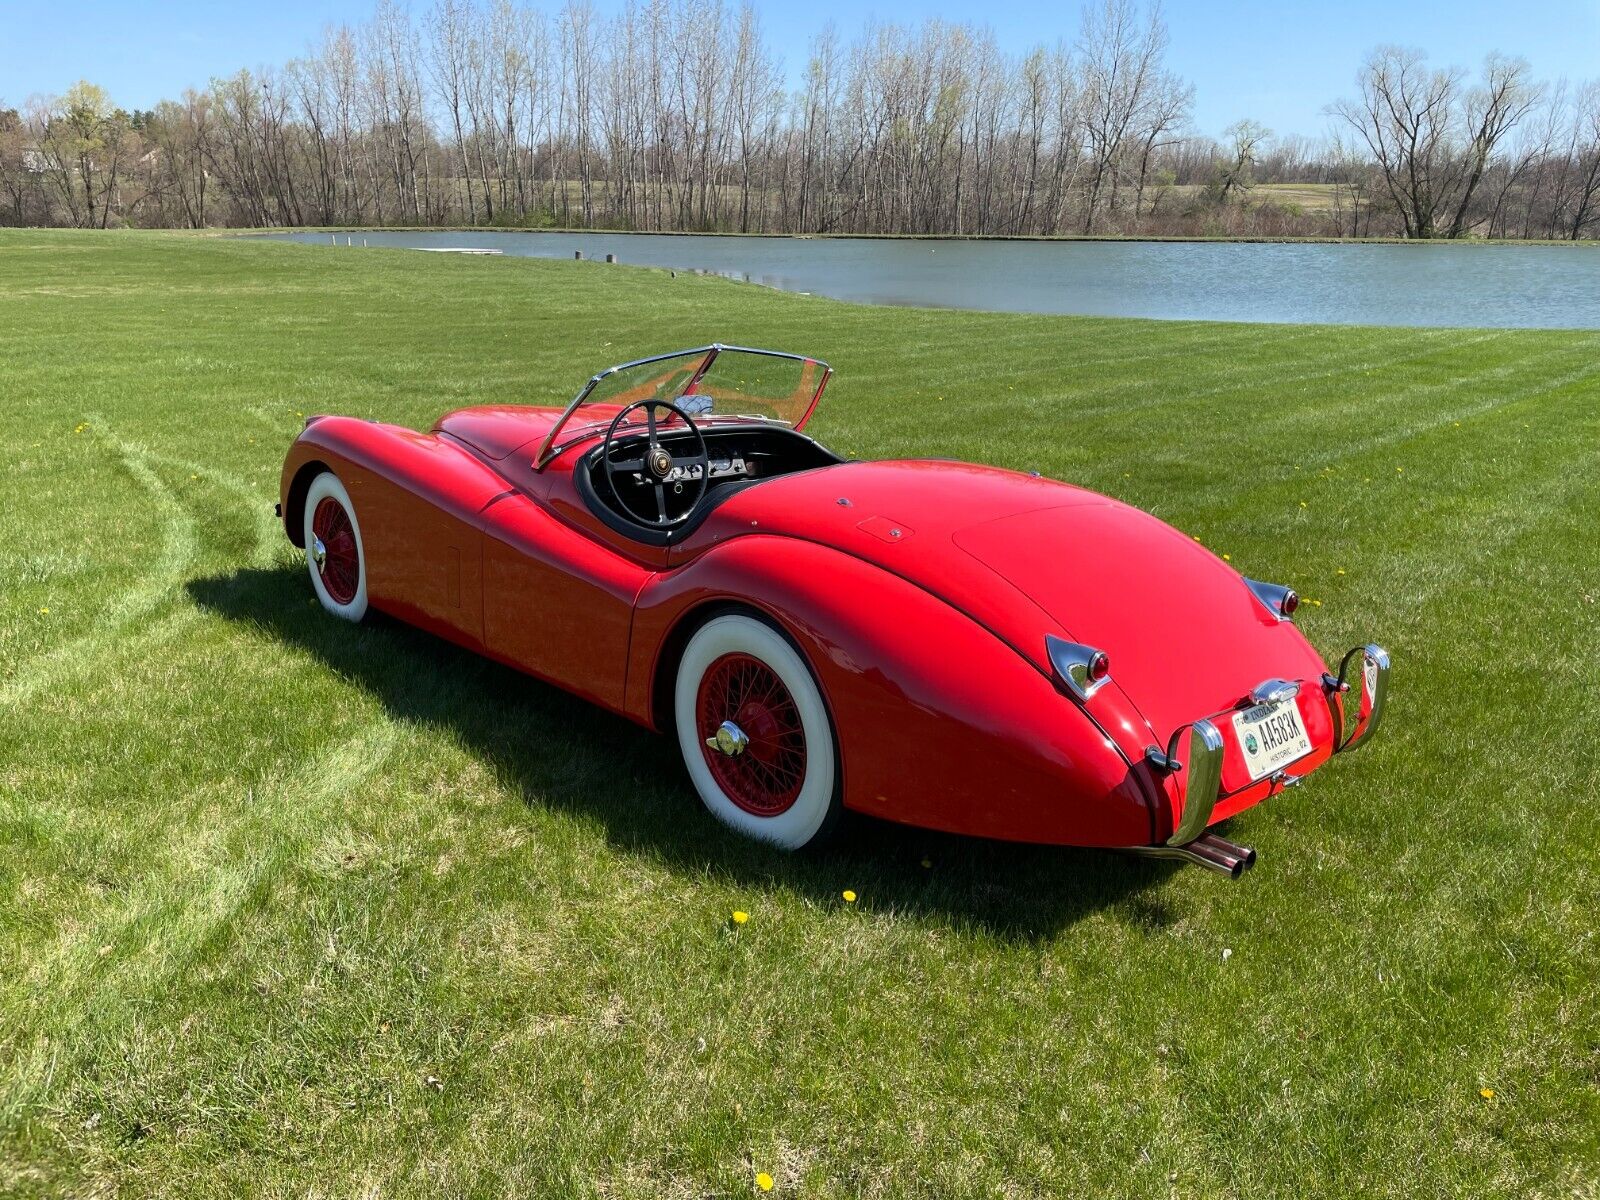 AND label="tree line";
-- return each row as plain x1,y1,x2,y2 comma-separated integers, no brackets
1,0,1597,239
